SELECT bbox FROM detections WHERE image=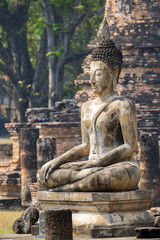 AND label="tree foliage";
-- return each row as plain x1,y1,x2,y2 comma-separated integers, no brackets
0,0,48,122
0,0,105,122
